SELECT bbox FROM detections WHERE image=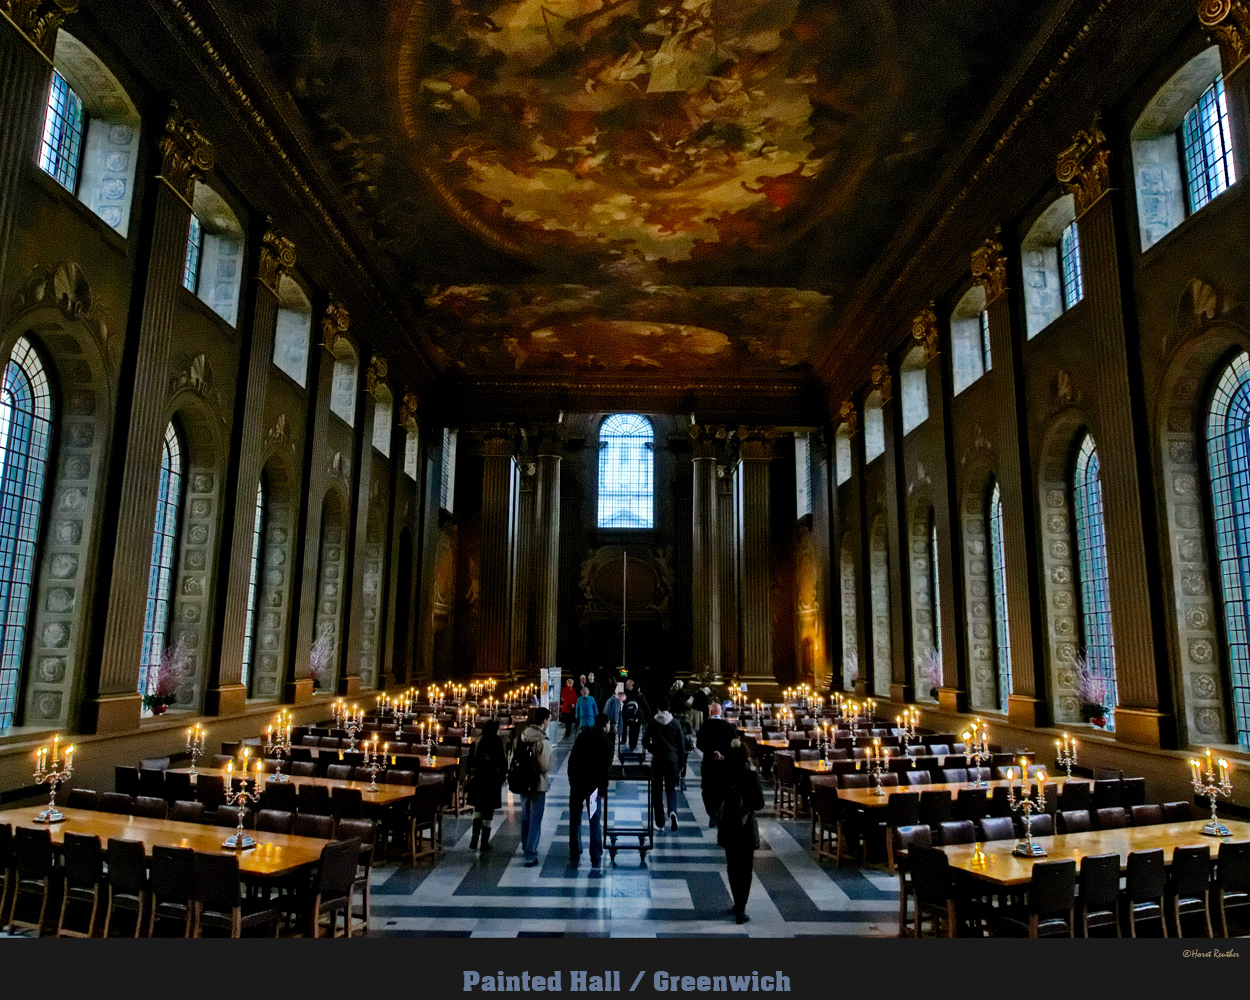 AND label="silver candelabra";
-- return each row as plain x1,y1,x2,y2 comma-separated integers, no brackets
963,719,991,788
32,735,74,823
222,755,263,850
1189,750,1234,837
1006,764,1049,858
1054,733,1078,780
265,710,293,782
333,700,364,750
361,738,388,792
186,723,206,774
865,741,890,797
